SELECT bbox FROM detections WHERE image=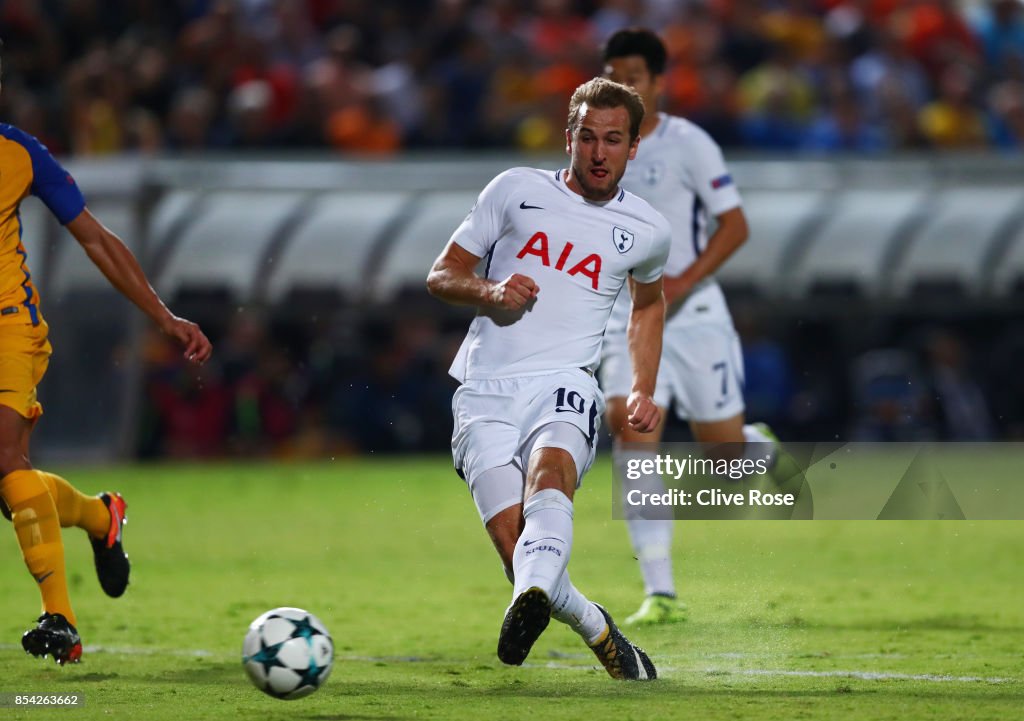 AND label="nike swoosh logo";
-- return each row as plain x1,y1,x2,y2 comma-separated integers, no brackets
34,571,54,584
519,202,544,210
523,537,560,547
